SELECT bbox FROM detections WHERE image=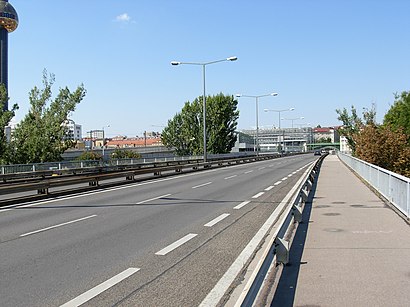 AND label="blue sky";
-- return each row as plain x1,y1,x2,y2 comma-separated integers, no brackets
7,0,410,137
